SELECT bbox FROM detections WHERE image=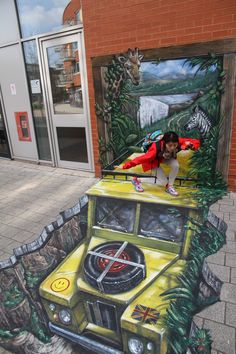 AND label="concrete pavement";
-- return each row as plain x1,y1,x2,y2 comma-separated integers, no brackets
0,158,97,262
